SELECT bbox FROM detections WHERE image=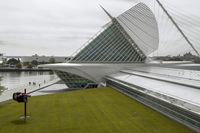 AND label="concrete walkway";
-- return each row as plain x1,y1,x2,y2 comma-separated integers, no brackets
0,78,60,102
